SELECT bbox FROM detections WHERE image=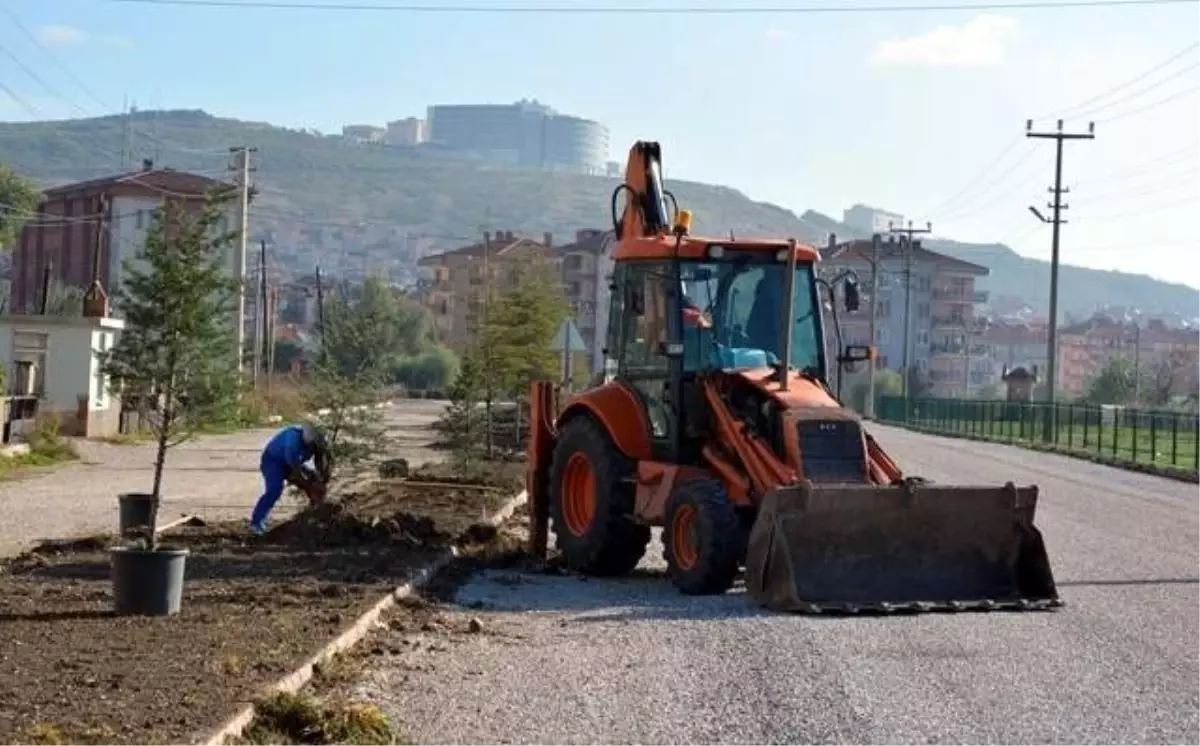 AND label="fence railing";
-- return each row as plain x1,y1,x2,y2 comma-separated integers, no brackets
877,396,1200,471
